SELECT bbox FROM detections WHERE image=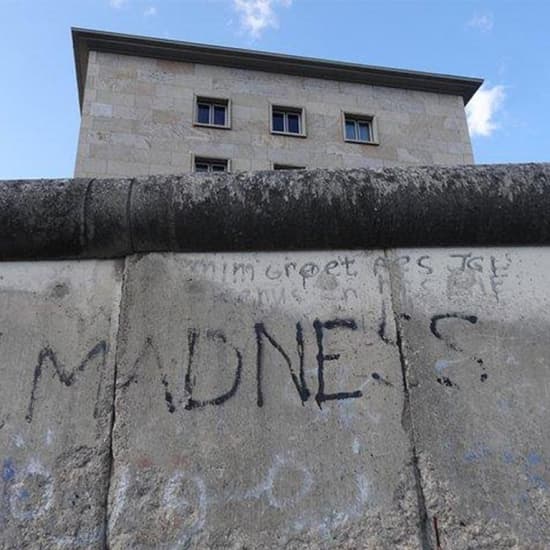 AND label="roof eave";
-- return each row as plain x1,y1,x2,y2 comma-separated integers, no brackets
72,27,483,112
